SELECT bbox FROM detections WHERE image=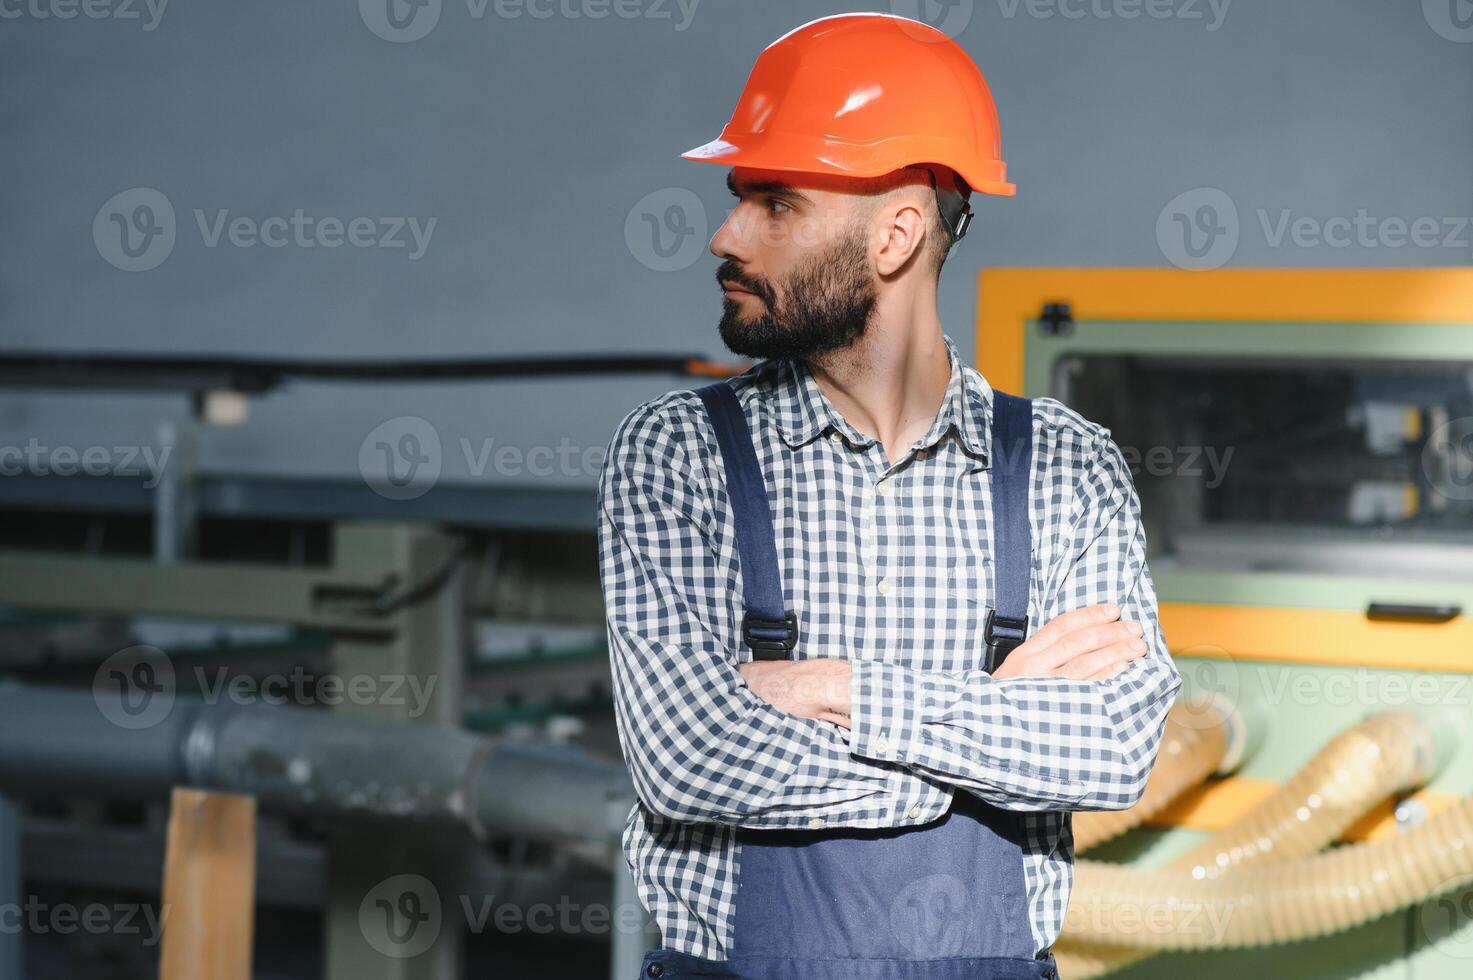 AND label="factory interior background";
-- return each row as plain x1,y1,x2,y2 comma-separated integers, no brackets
3,1,1473,978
